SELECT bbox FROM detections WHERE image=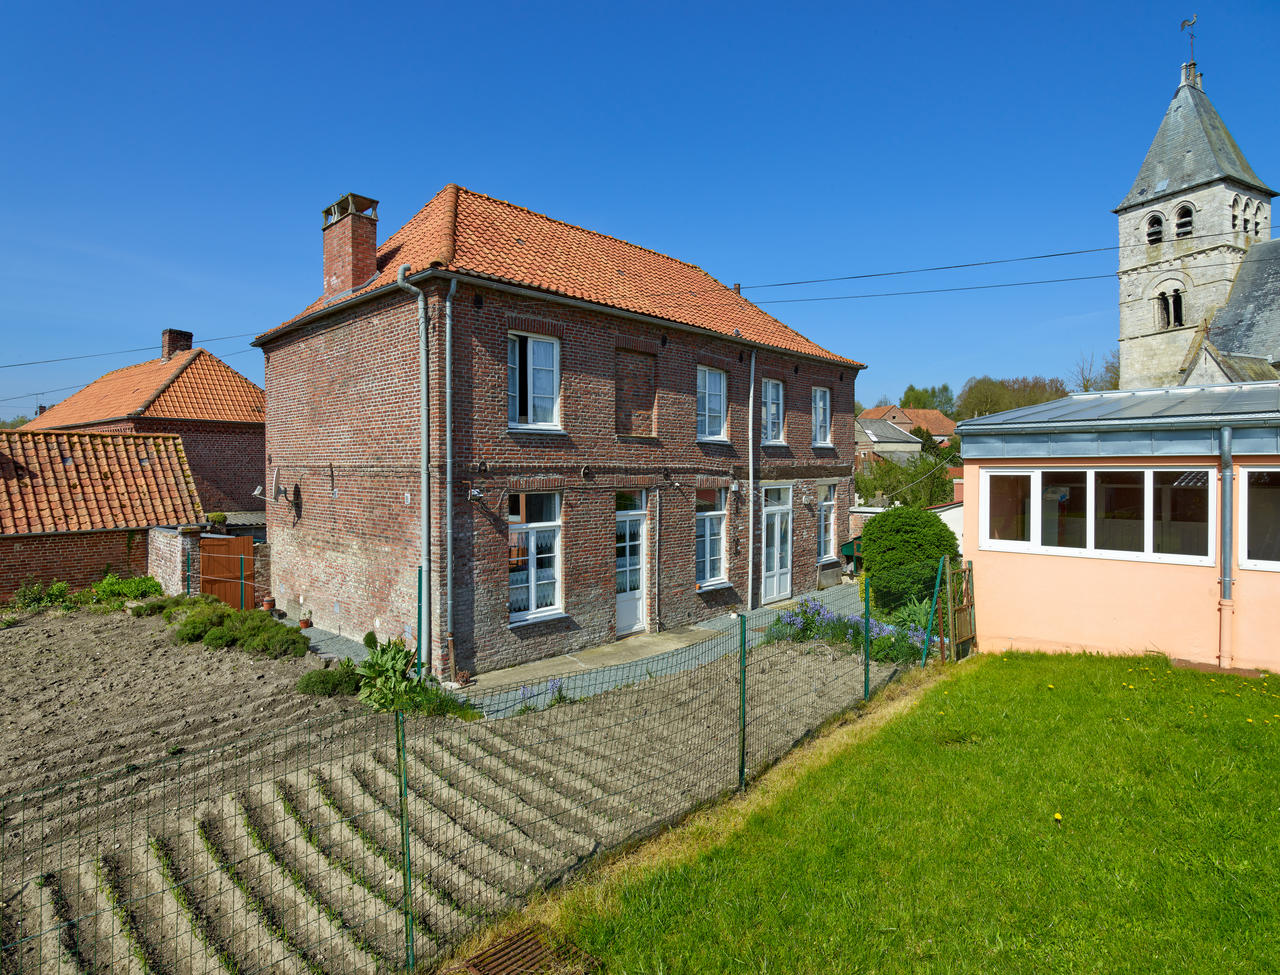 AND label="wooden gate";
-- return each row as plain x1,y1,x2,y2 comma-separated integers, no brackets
944,557,976,661
200,535,255,609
